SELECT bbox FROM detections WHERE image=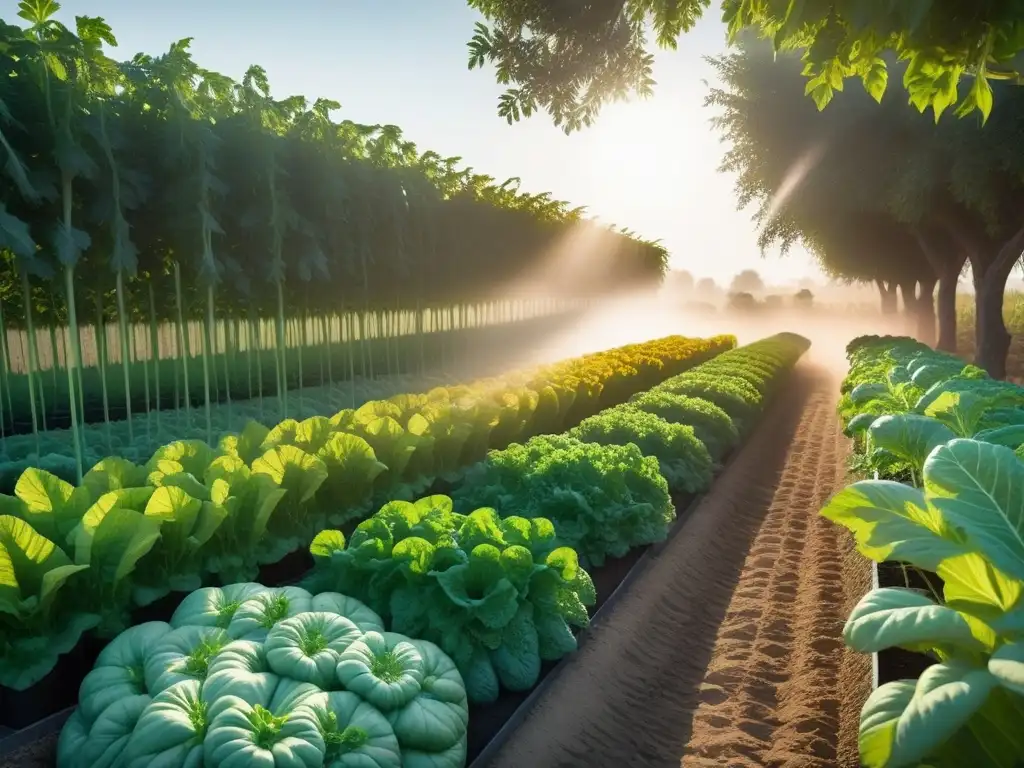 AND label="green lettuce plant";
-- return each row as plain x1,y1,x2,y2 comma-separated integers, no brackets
58,583,469,768
302,494,596,703
452,434,674,566
568,405,714,494
0,514,98,689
